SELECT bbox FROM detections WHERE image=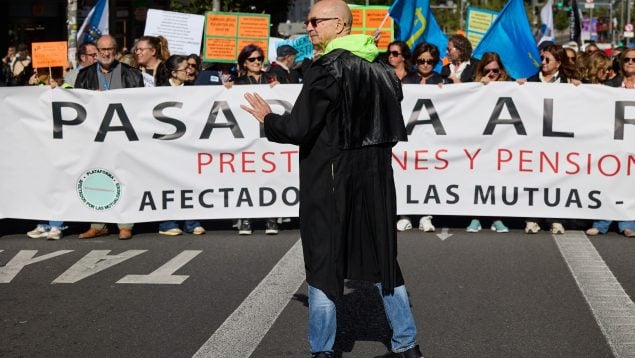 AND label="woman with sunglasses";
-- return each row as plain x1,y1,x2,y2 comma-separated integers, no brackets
524,44,577,235
386,40,411,81
233,44,280,235
463,52,512,233
584,48,635,238
234,44,278,86
402,42,444,85
153,55,207,236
